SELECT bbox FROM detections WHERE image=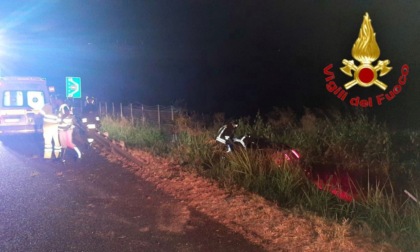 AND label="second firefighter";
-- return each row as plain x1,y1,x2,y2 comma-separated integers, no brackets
58,101,82,162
